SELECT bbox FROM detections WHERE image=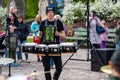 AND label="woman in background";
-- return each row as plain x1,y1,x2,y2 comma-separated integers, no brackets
114,20,120,49
100,19,109,48
89,11,101,48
